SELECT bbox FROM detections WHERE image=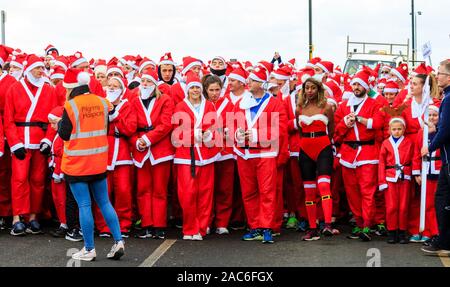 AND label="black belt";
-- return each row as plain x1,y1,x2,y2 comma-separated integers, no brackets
114,132,128,139
190,146,196,178
137,126,154,133
426,156,441,161
15,122,48,132
386,164,411,181
344,140,375,149
301,131,327,138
